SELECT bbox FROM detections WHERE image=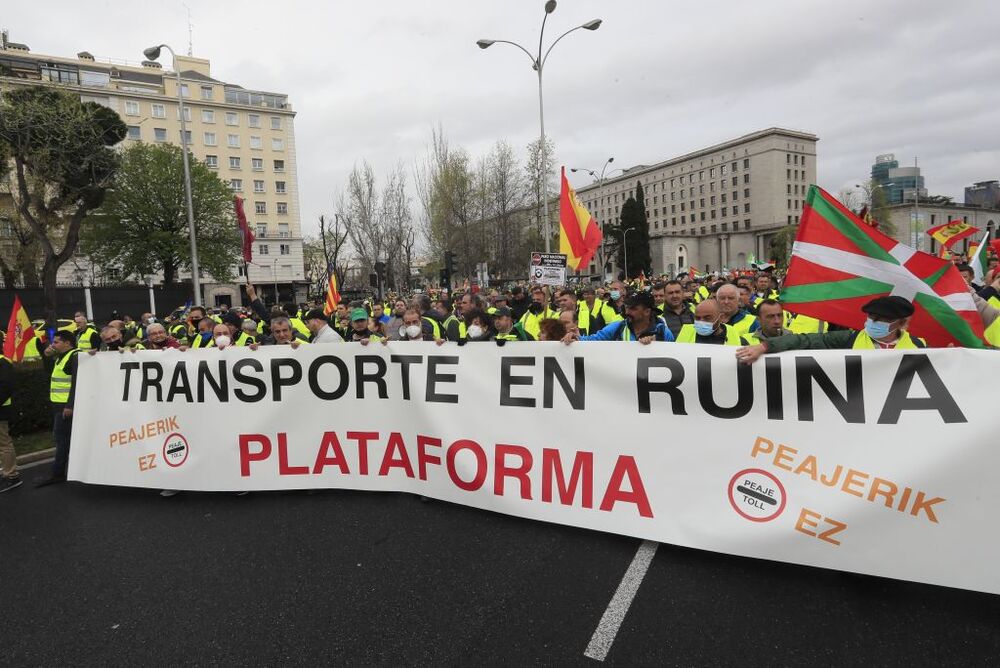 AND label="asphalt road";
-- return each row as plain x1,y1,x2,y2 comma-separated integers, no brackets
4,474,999,665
